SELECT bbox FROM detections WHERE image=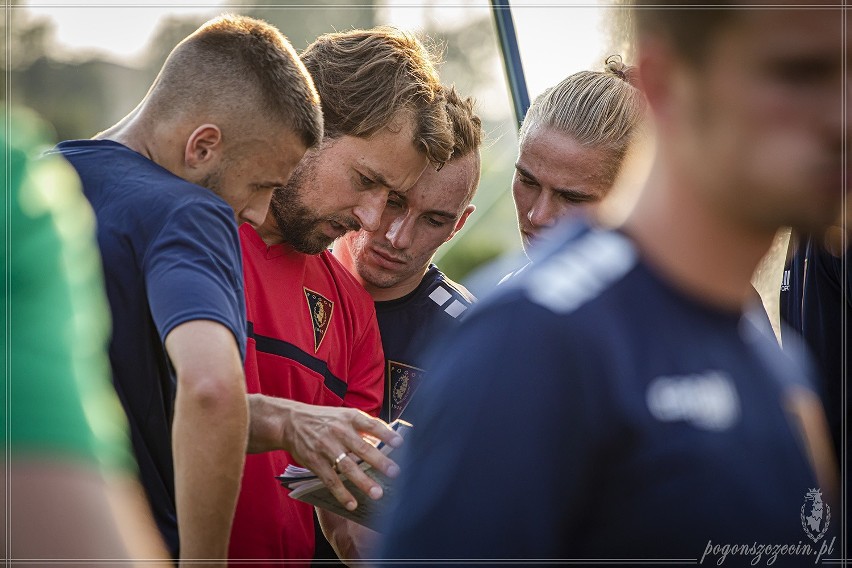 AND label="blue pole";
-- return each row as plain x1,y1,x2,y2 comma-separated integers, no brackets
490,0,531,130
